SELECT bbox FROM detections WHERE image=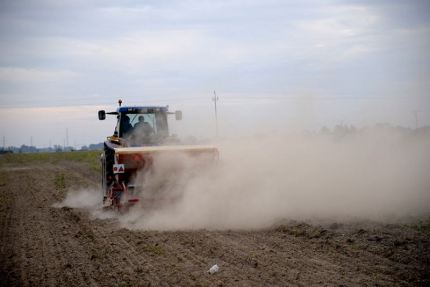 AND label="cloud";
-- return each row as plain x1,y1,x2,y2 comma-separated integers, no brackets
0,67,77,83
291,4,382,64
0,0,429,144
